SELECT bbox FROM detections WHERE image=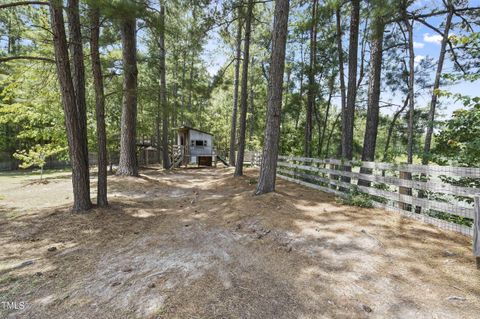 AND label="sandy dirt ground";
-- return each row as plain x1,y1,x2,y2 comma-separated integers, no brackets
0,166,479,319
